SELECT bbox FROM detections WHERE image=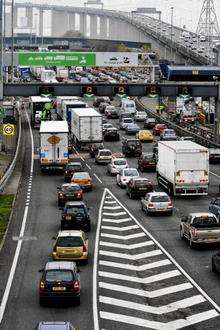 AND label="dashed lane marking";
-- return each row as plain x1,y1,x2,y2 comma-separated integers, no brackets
94,173,103,184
